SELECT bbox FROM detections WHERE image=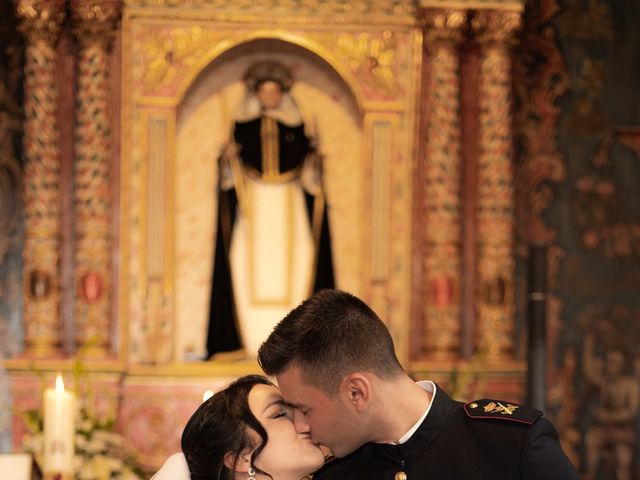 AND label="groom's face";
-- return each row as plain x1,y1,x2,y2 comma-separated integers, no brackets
276,364,361,458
